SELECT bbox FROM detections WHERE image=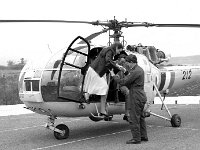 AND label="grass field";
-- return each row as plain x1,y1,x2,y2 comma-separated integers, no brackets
168,80,200,97
0,70,22,105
